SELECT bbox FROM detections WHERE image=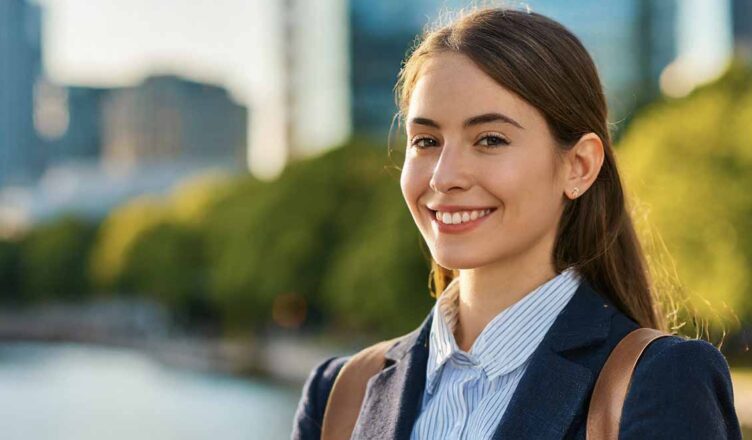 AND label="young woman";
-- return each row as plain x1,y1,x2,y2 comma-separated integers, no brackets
292,7,742,440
